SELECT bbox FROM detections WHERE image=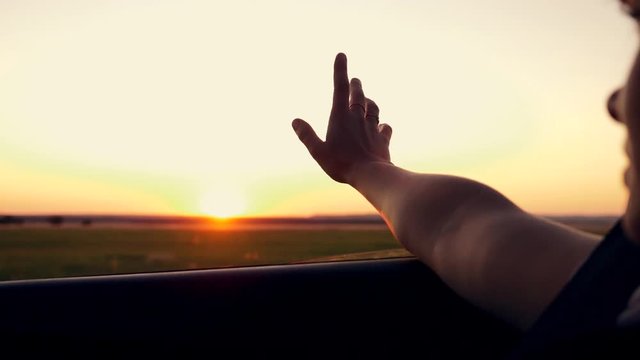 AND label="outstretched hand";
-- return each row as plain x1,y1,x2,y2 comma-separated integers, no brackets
292,53,393,184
